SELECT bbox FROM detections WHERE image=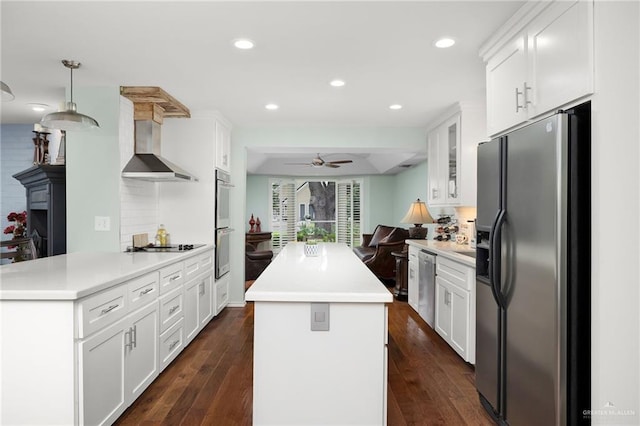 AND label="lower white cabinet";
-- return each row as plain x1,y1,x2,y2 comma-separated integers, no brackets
160,317,185,370
79,301,159,426
185,271,214,343
215,273,230,315
434,256,476,364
